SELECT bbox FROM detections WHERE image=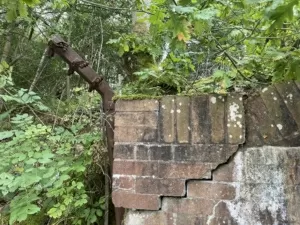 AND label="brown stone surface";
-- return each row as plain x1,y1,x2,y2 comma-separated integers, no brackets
113,144,134,159
275,81,300,128
176,96,190,143
158,162,212,179
136,178,185,196
162,197,216,216
174,144,238,163
260,85,298,138
112,190,160,210
112,175,135,190
115,99,159,112
225,93,245,144
149,145,172,161
136,145,149,160
246,95,283,145
124,212,168,225
213,161,235,182
209,95,225,143
191,96,211,143
115,111,158,127
113,160,159,177
113,83,300,222
244,109,264,146
113,160,212,179
114,126,157,142
161,96,176,142
187,181,236,200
